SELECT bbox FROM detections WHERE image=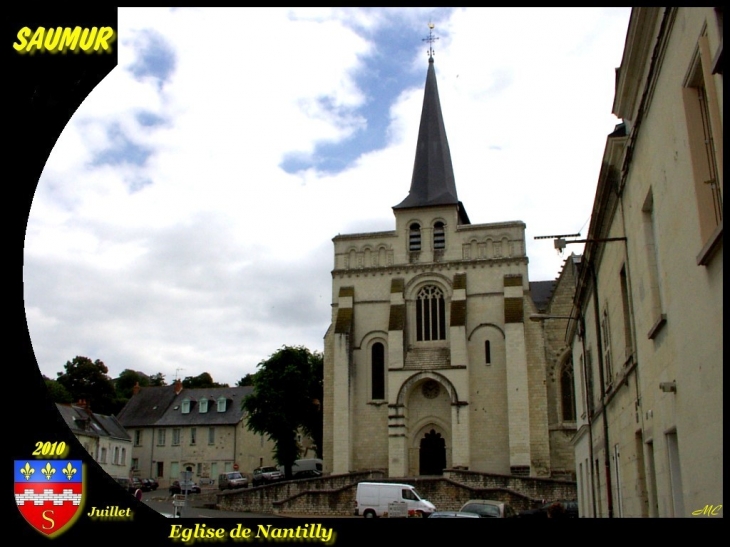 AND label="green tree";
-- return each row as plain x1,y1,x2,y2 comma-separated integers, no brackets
56,356,116,415
44,376,73,404
182,372,228,389
148,372,166,387
236,373,256,387
114,369,151,400
242,346,323,478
